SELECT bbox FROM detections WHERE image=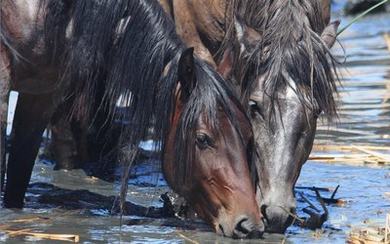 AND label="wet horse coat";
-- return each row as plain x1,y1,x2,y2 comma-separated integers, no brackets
42,0,338,233
161,0,339,233
0,0,263,238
